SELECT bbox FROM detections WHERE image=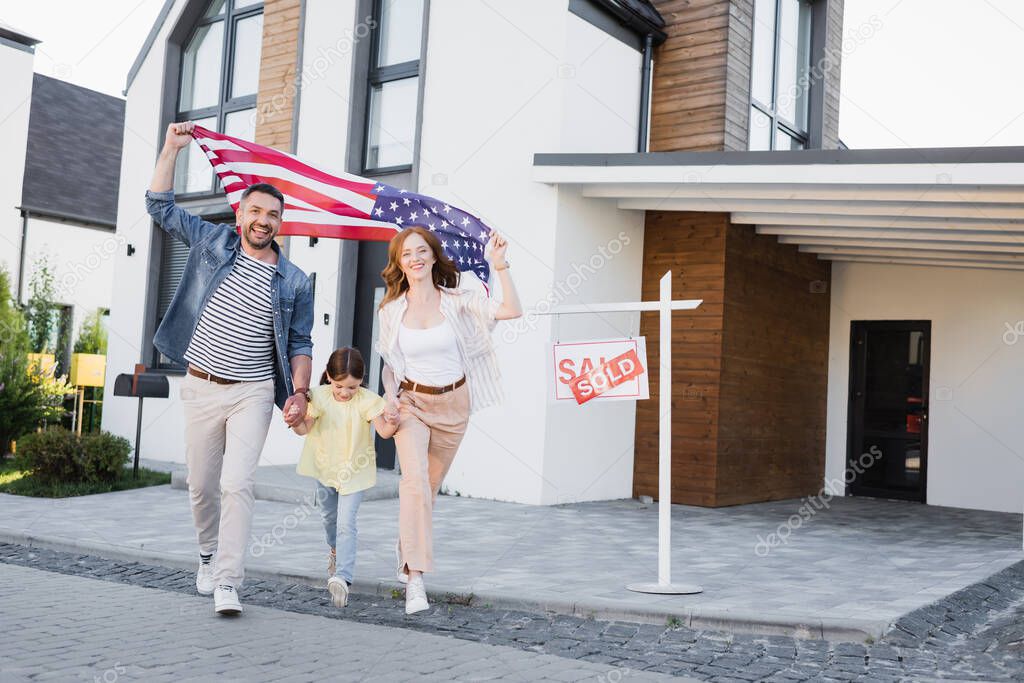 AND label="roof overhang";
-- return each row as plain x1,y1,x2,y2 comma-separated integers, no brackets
534,147,1024,271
